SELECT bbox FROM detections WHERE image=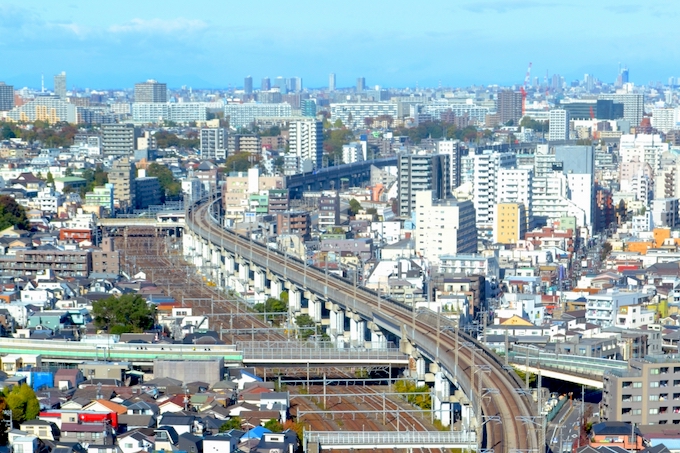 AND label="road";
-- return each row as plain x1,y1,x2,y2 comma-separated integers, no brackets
187,196,539,453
